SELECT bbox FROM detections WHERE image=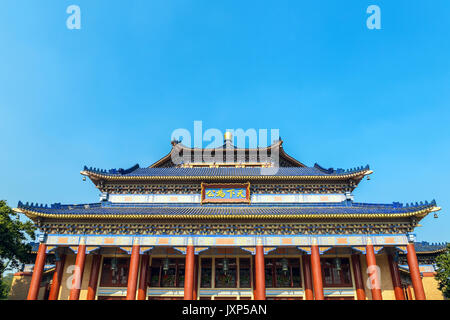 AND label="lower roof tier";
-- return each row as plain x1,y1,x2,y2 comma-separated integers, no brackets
17,200,439,220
